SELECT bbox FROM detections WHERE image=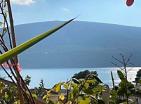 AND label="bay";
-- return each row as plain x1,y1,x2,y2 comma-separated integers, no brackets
0,67,140,88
